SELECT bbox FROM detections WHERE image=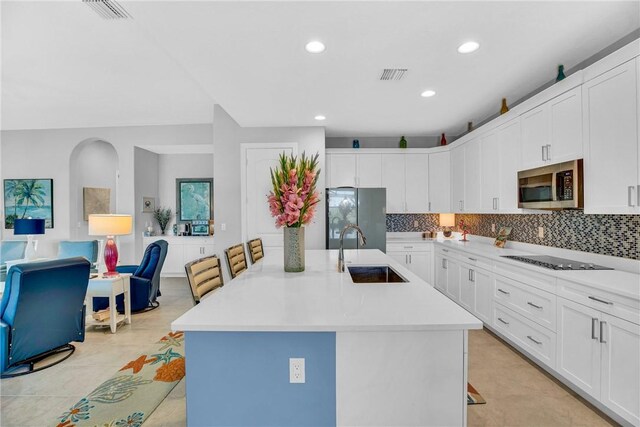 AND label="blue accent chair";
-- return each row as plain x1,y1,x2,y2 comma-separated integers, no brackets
0,241,28,282
57,240,99,272
93,240,168,313
0,258,90,377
